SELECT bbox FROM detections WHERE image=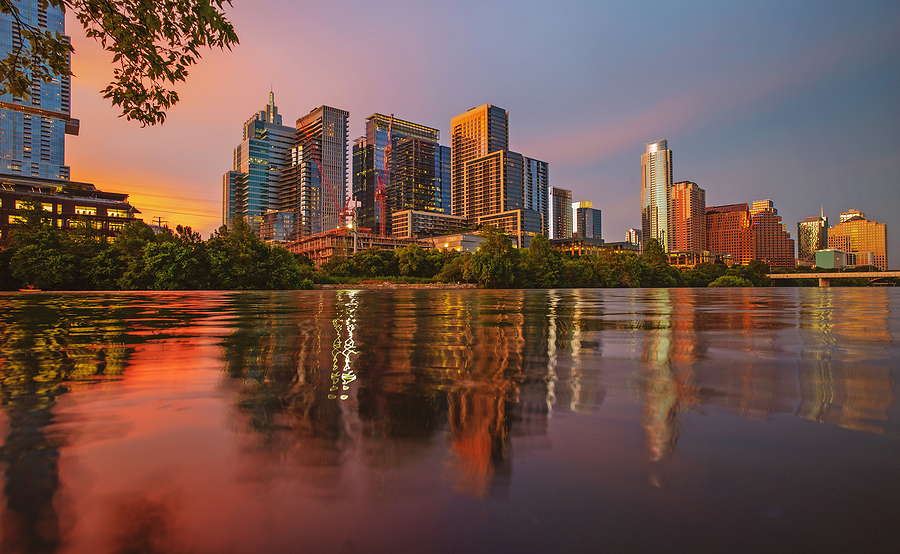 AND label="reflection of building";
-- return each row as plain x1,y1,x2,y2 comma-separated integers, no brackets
0,1,78,181
797,210,828,263
827,209,888,270
1,175,139,244
641,139,673,251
